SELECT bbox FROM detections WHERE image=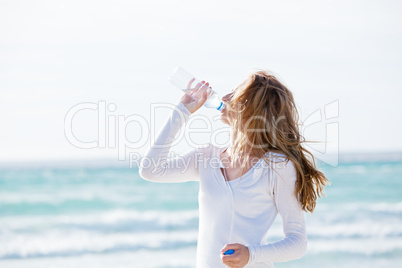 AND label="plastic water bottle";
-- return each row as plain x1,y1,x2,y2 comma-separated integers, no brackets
169,66,225,111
